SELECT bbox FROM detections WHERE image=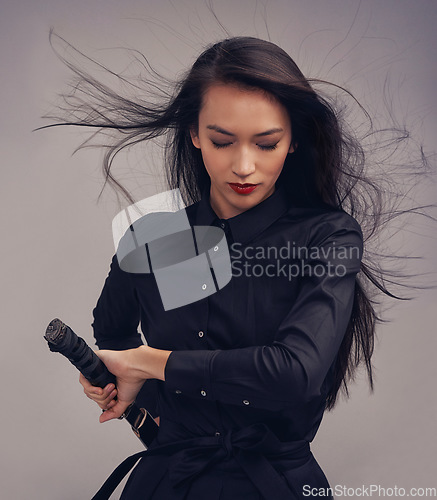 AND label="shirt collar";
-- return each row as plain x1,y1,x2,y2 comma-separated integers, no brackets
194,184,290,245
